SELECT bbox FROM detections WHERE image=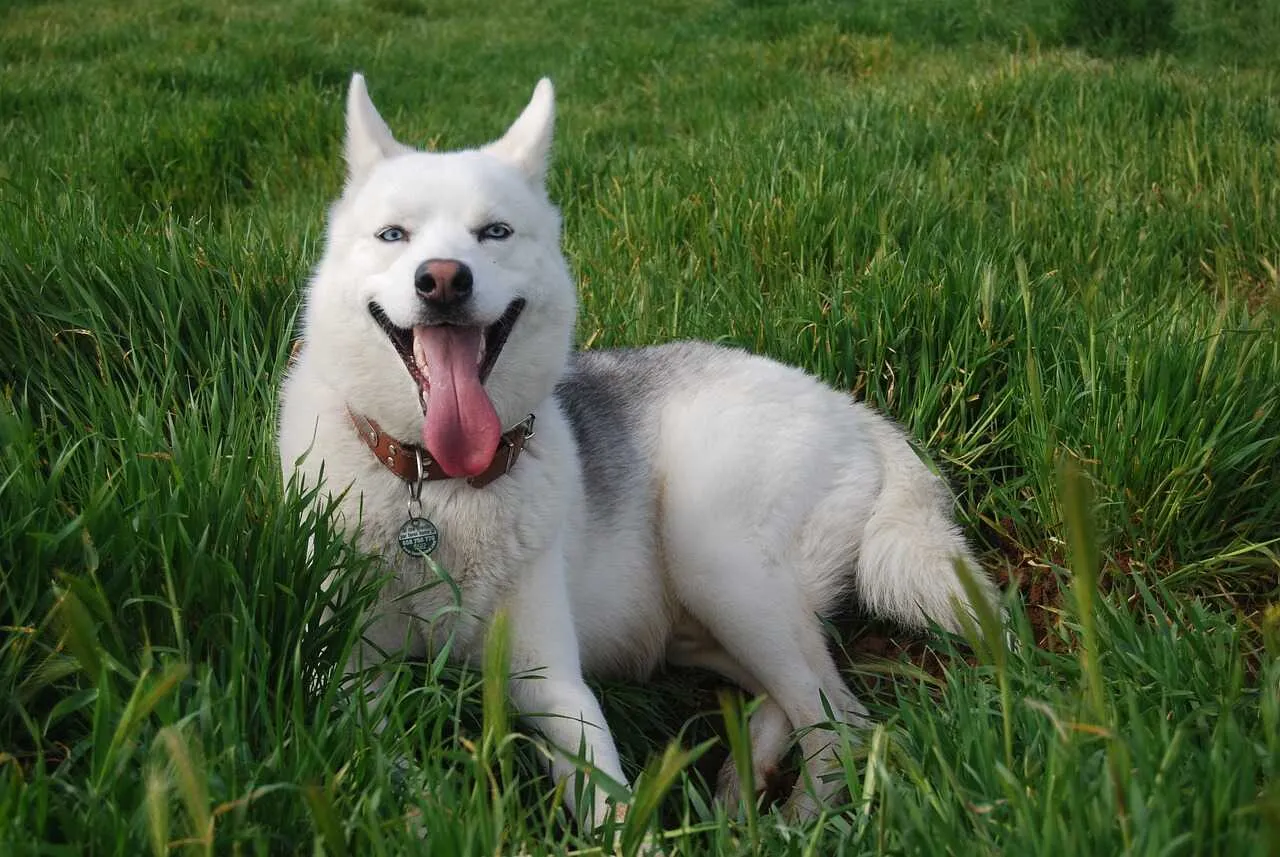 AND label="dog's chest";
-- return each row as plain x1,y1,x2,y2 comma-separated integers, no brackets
351,473,554,659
